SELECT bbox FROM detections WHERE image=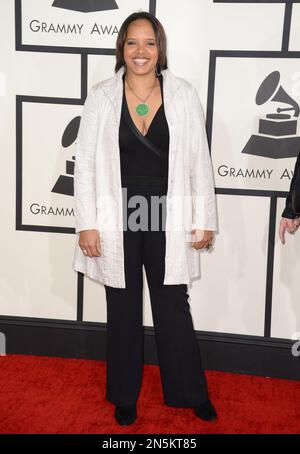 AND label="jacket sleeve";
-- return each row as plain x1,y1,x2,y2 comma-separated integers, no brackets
282,152,300,219
73,85,99,234
189,85,218,232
